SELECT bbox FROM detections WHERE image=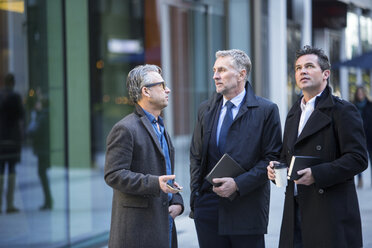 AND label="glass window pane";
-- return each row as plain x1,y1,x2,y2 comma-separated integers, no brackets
0,0,68,246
